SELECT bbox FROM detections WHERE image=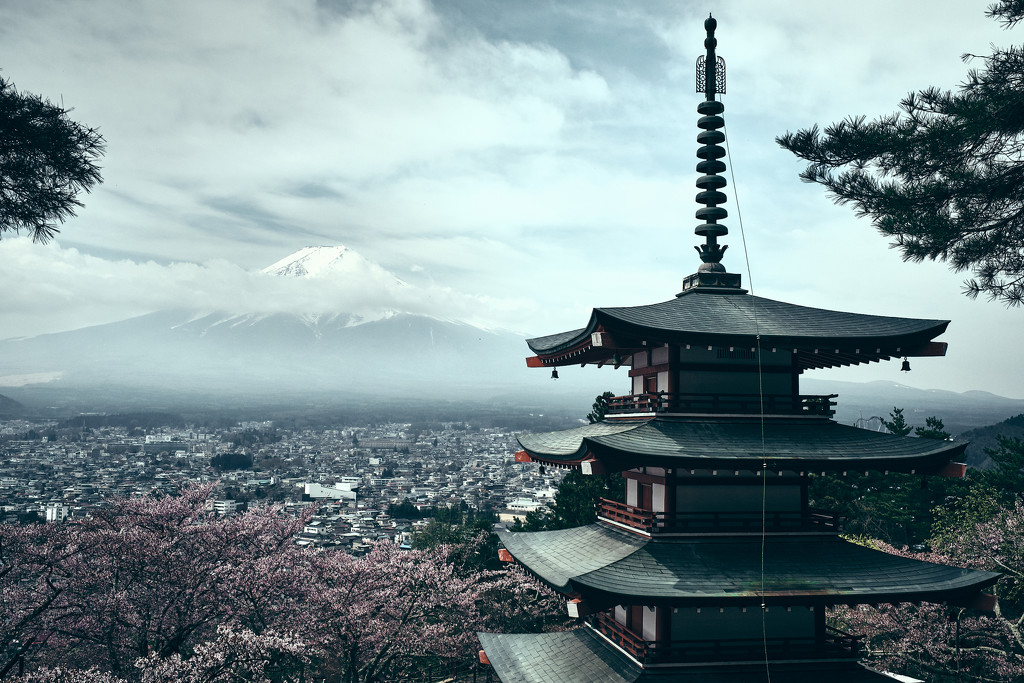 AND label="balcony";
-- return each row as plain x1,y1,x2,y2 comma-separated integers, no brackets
597,498,845,534
604,392,837,417
591,612,861,665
